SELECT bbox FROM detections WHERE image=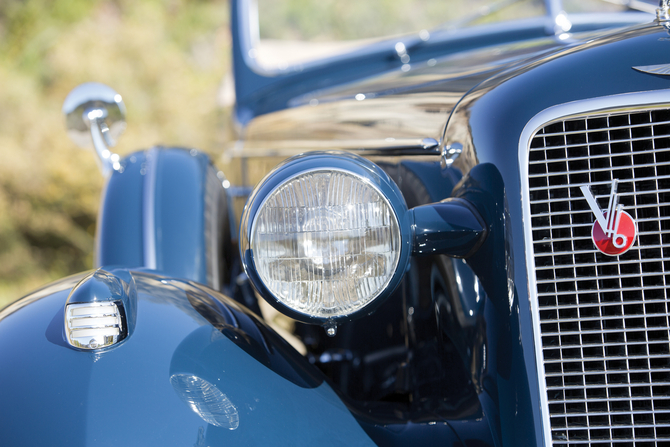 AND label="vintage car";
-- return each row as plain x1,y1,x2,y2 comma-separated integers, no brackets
2,0,670,445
